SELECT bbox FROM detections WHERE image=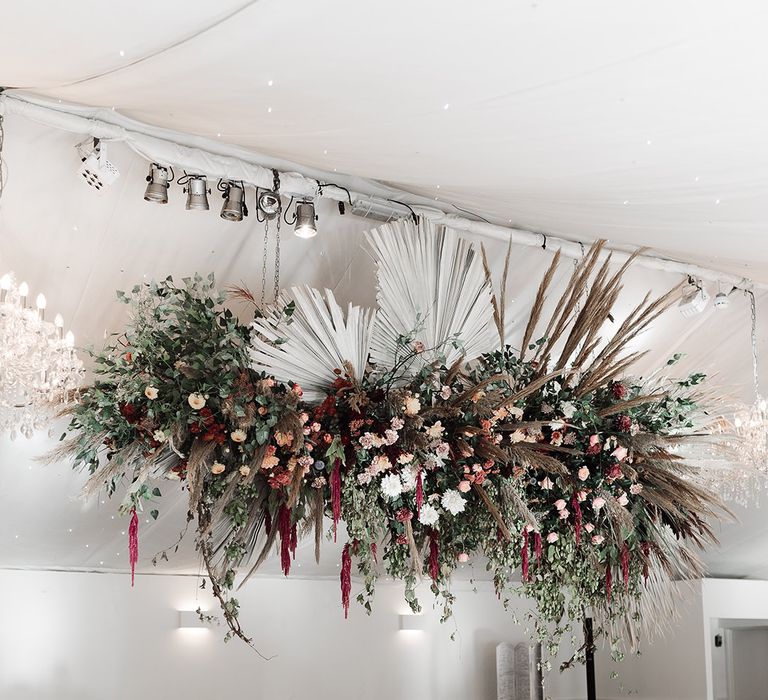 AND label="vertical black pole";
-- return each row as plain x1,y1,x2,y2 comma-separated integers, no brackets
585,617,597,700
